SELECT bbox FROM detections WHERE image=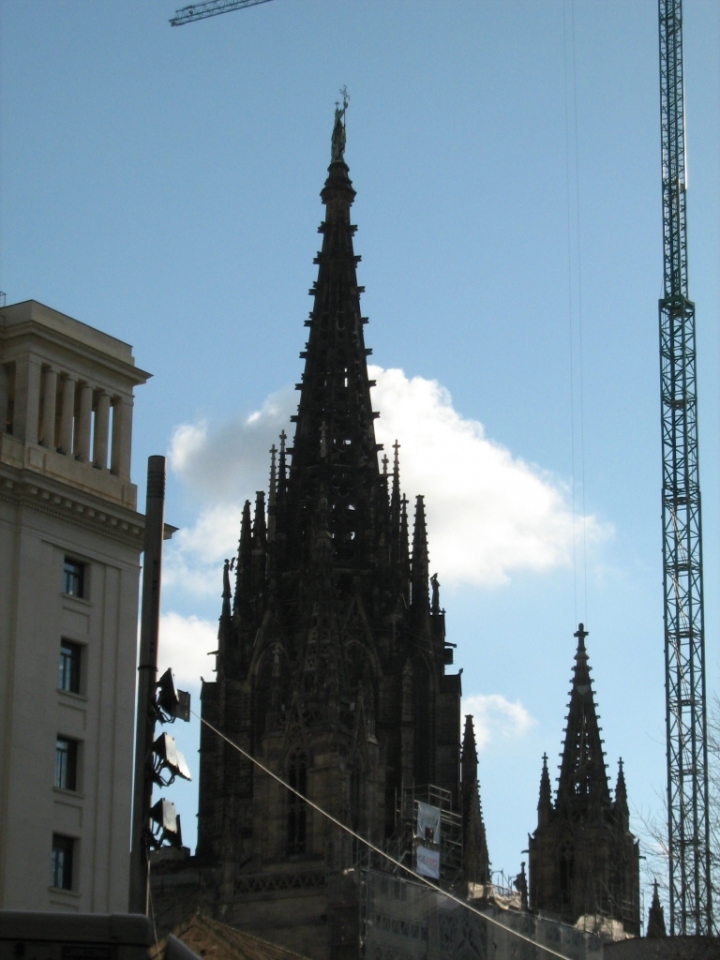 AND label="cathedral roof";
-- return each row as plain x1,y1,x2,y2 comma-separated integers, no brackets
152,913,312,960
